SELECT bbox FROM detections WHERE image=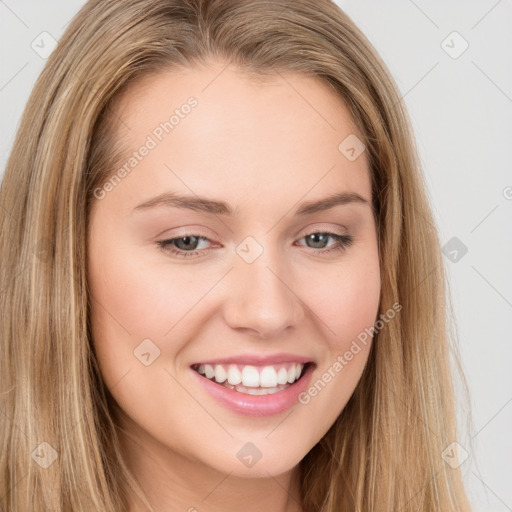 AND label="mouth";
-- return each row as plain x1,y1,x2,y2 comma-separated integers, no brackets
190,361,314,396
192,361,313,395
190,357,316,417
